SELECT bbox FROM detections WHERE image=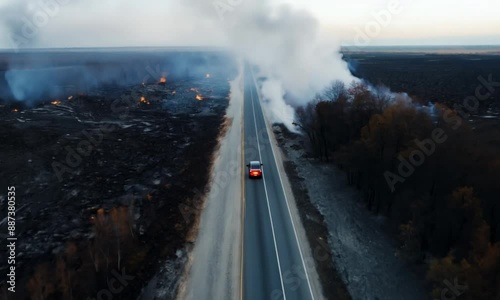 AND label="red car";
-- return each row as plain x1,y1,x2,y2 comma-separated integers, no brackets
247,161,263,178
